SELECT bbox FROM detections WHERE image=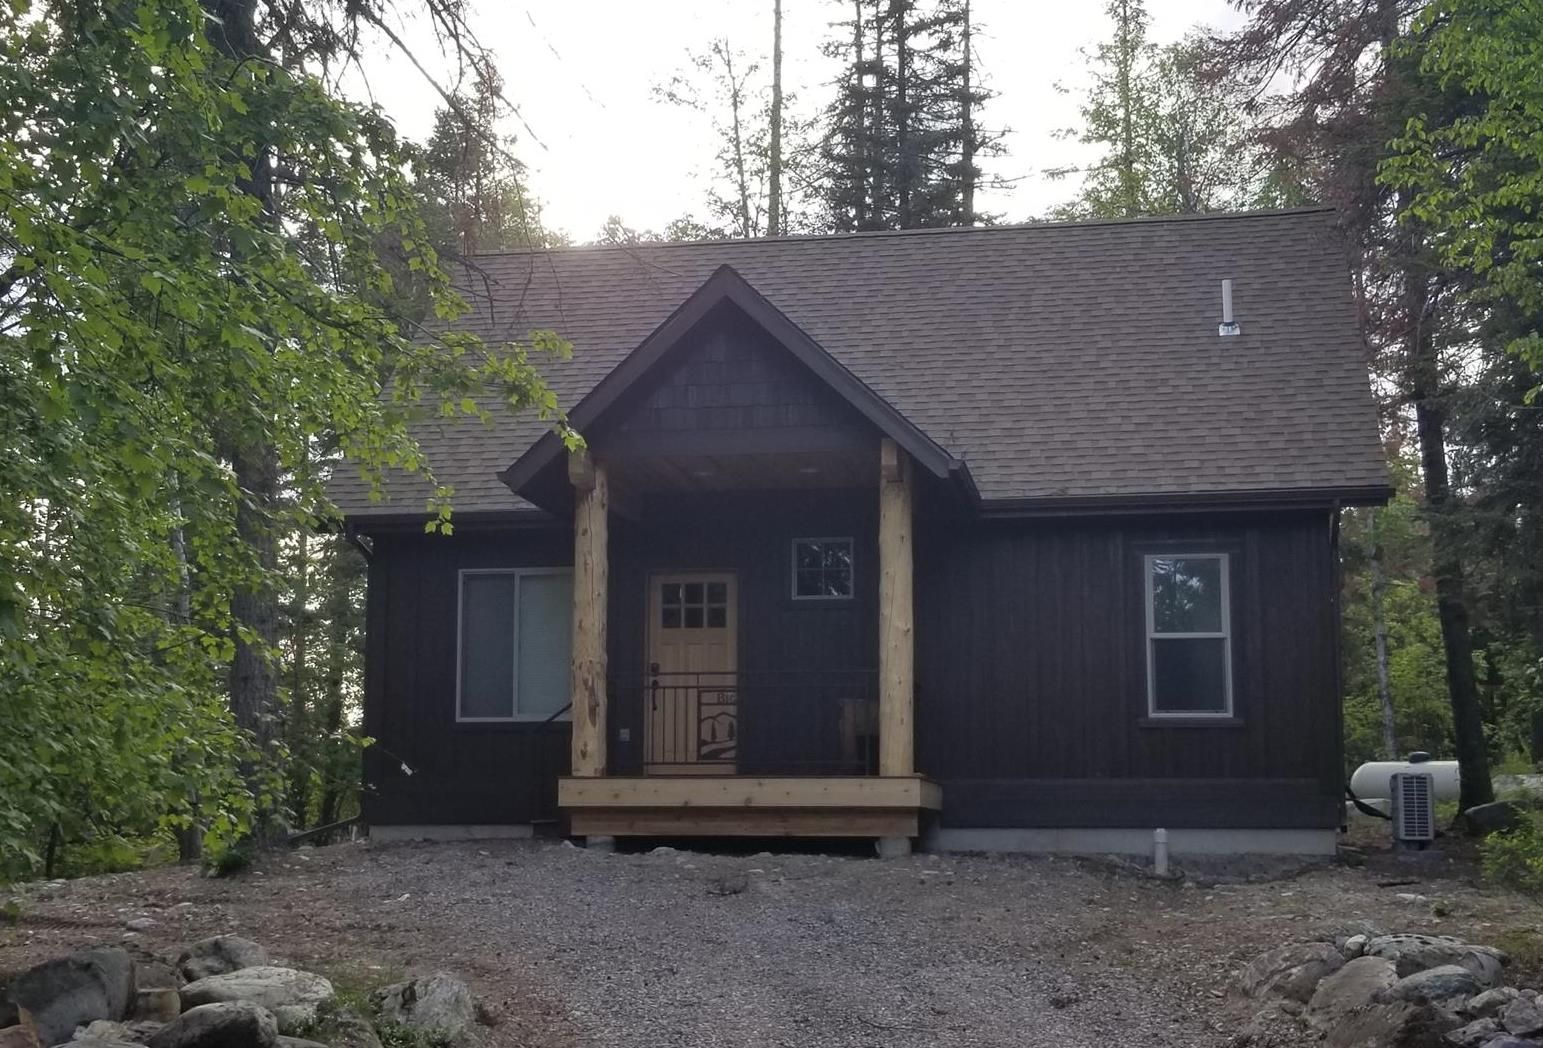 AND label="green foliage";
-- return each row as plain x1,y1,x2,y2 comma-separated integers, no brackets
202,841,255,879
1384,0,1543,367
819,0,999,230
0,0,570,879
1480,811,1543,897
1053,8,1288,219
